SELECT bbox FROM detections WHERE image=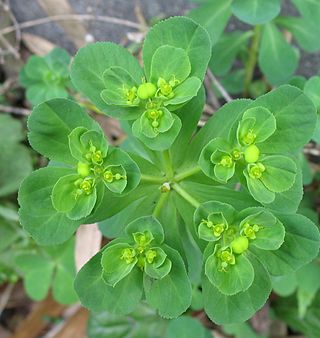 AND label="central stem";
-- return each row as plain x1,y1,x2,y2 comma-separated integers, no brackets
172,183,201,209
162,149,174,179
153,191,169,218
244,25,261,97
